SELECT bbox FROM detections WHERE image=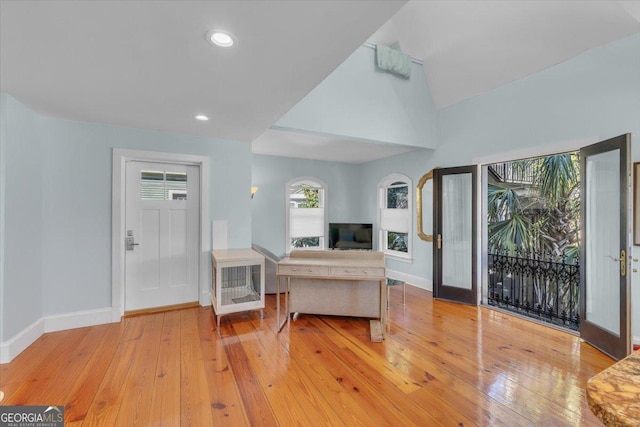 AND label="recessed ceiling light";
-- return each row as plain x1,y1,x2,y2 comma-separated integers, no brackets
195,115,209,121
206,29,237,48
